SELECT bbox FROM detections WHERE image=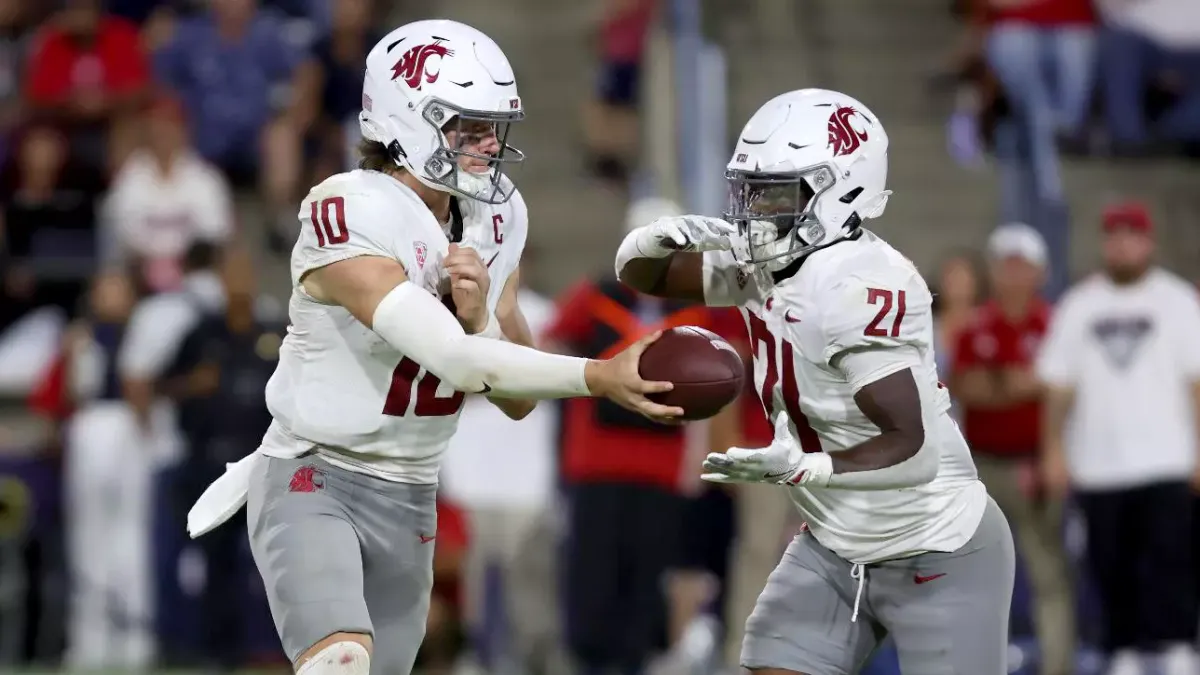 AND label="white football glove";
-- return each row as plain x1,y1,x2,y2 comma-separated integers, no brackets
701,438,834,488
635,215,737,258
